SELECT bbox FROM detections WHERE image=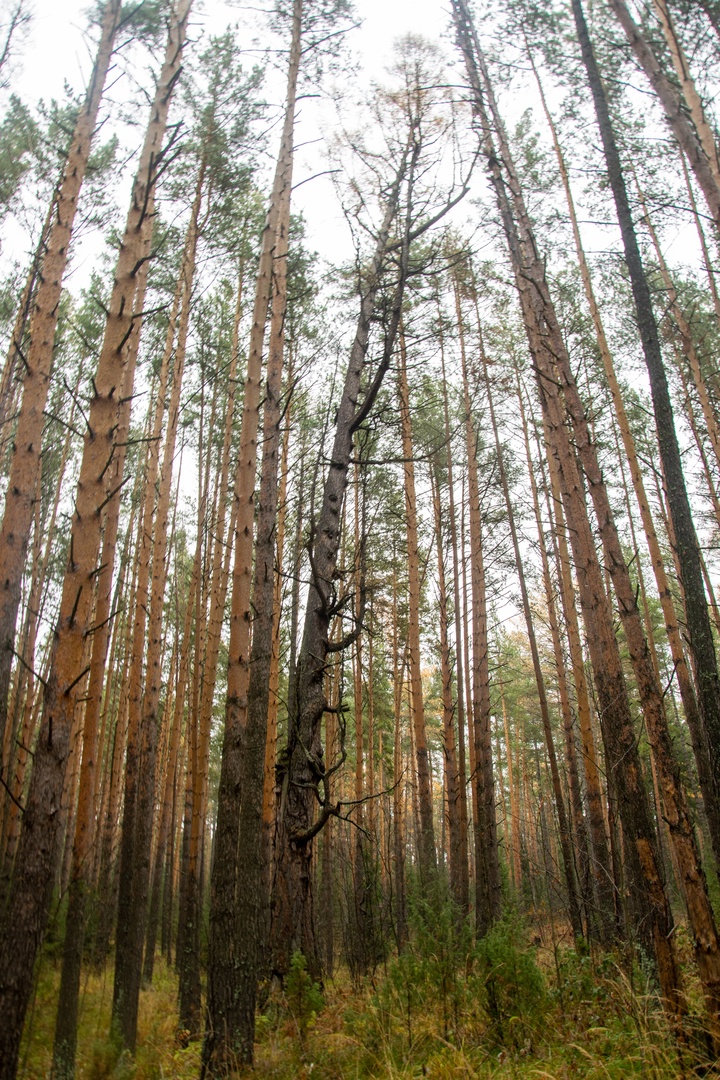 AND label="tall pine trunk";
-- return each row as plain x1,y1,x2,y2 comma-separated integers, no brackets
0,0,121,769
0,6,190,1073
398,330,436,883
202,4,302,1069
